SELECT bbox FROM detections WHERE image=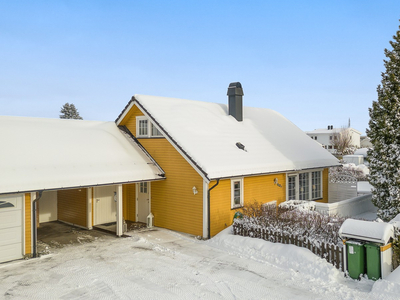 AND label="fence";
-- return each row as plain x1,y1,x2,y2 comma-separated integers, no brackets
233,222,344,271
328,174,357,203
